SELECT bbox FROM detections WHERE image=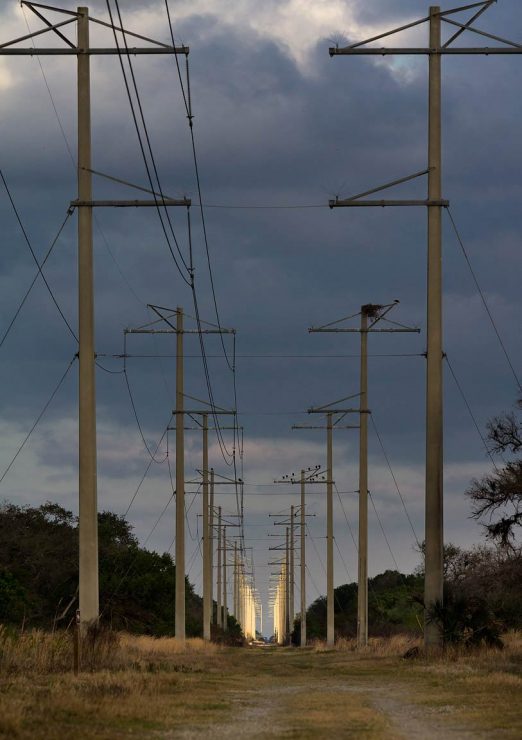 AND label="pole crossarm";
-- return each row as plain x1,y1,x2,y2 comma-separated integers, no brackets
326,169,449,208
9,3,190,55
125,329,231,335
172,409,236,416
310,302,420,335
308,408,368,414
309,328,419,333
71,199,191,208
329,48,522,55
128,305,236,336
292,425,358,431
189,480,242,486
0,47,190,56
329,2,495,55
330,198,449,207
